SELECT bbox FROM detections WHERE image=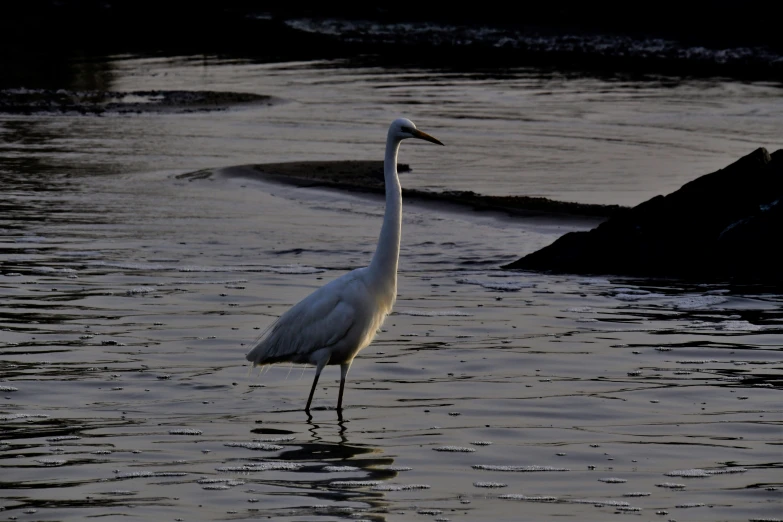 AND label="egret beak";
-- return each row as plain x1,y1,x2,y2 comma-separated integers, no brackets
412,129,444,146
